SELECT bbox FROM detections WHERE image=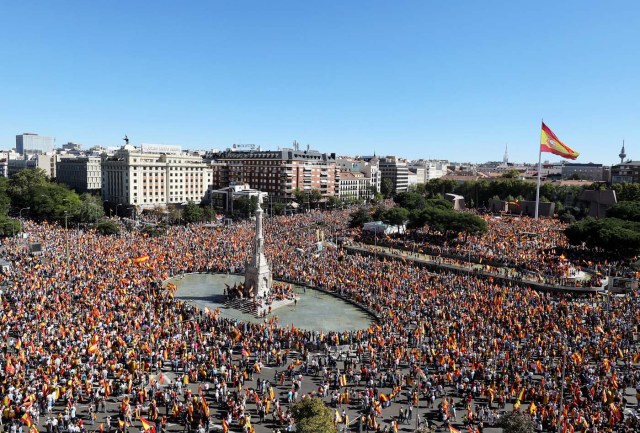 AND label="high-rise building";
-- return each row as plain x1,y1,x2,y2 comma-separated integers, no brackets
57,156,102,193
16,133,55,155
379,156,409,193
209,148,339,200
101,146,212,210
